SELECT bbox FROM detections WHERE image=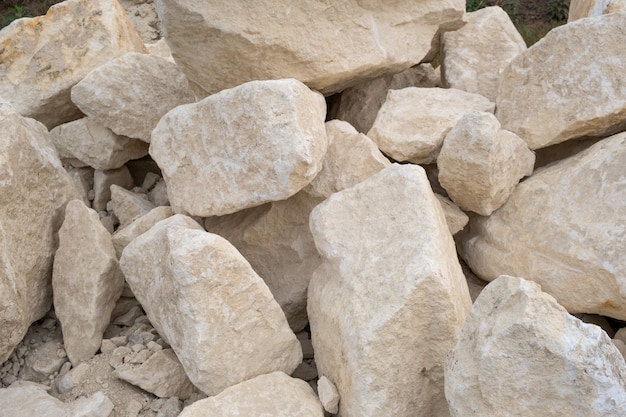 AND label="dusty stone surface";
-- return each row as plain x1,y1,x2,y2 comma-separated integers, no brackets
119,0,163,42
457,132,626,320
445,275,626,416
93,166,135,212
568,0,626,21
110,185,156,228
435,194,469,235
112,206,174,258
308,164,471,417
150,78,327,217
367,87,494,164
146,39,173,61
0,0,146,129
496,13,626,150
